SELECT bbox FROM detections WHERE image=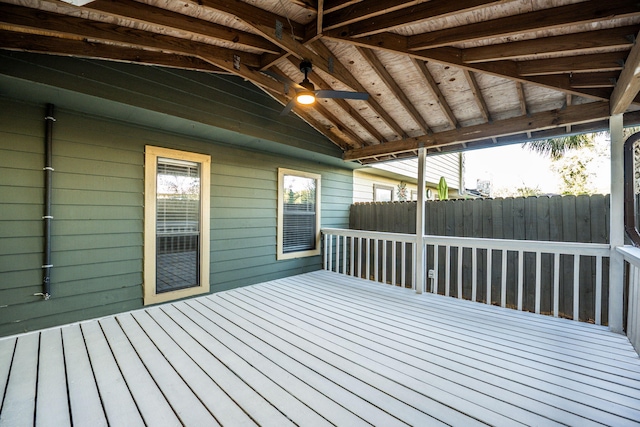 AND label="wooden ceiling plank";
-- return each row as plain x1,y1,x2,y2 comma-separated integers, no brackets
611,30,640,115
0,30,225,73
408,0,640,51
198,0,306,40
0,2,262,68
517,52,627,76
411,58,458,129
463,69,491,123
86,0,281,55
333,0,506,37
357,46,431,134
463,25,640,63
343,101,611,161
